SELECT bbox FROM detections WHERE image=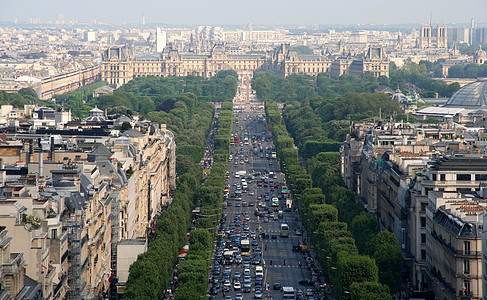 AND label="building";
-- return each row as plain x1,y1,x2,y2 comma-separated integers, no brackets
474,46,486,65
414,78,487,126
426,191,484,299
101,44,389,88
156,28,167,53
418,24,448,48
0,118,176,298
